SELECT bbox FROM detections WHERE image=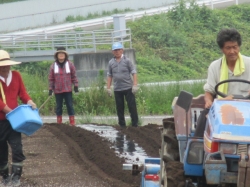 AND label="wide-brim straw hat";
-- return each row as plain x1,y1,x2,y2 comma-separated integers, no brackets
0,50,21,66
54,47,69,60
